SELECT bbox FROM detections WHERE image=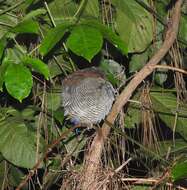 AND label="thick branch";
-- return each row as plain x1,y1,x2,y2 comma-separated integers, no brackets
81,0,183,189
